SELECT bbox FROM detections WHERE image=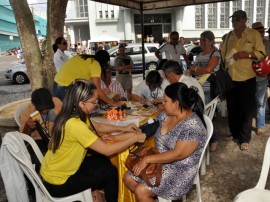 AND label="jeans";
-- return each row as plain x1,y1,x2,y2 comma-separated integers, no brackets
226,77,256,143
53,82,68,102
255,78,268,129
